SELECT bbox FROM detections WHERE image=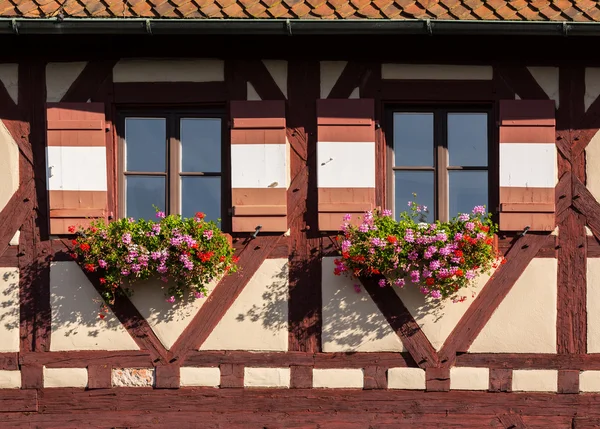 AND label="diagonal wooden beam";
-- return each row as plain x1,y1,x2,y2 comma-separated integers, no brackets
167,235,283,363
498,414,529,429
495,66,549,100
243,60,286,101
573,176,600,241
360,276,439,368
61,59,118,103
0,178,34,258
327,62,369,99
438,234,552,365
